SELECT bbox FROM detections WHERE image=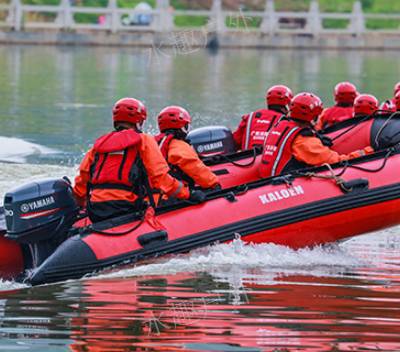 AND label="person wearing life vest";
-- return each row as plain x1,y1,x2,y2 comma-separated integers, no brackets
390,82,400,105
232,85,293,150
380,82,400,113
393,91,400,112
379,99,396,114
260,92,374,178
353,94,379,118
154,106,219,192
315,82,358,130
73,98,202,223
